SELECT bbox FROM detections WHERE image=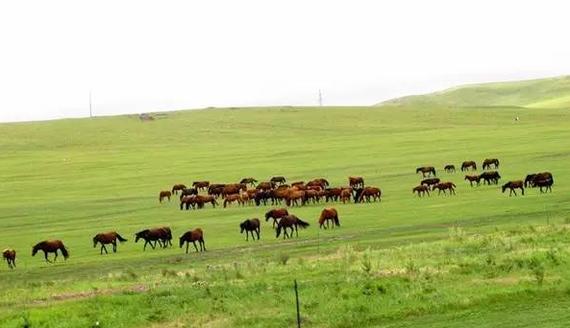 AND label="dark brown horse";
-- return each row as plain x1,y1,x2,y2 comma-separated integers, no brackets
208,184,226,197
276,215,310,239
192,181,210,191
179,228,206,253
291,181,305,188
525,172,553,188
32,240,69,262
461,161,477,171
159,190,172,203
324,188,342,202
416,166,436,177
256,181,275,191
534,177,553,193
135,227,172,250
444,164,456,173
502,180,524,196
421,178,440,187
171,184,187,194
223,194,241,208
432,182,456,195
319,208,340,229
3,249,16,269
240,177,258,187
357,187,381,202
464,175,481,186
348,176,364,188
93,231,127,254
340,189,352,203
265,208,289,228
183,195,218,209
479,171,501,185
285,190,306,207
222,183,247,197
179,187,198,200
270,176,287,185
240,219,261,241
482,158,500,170
413,185,430,197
